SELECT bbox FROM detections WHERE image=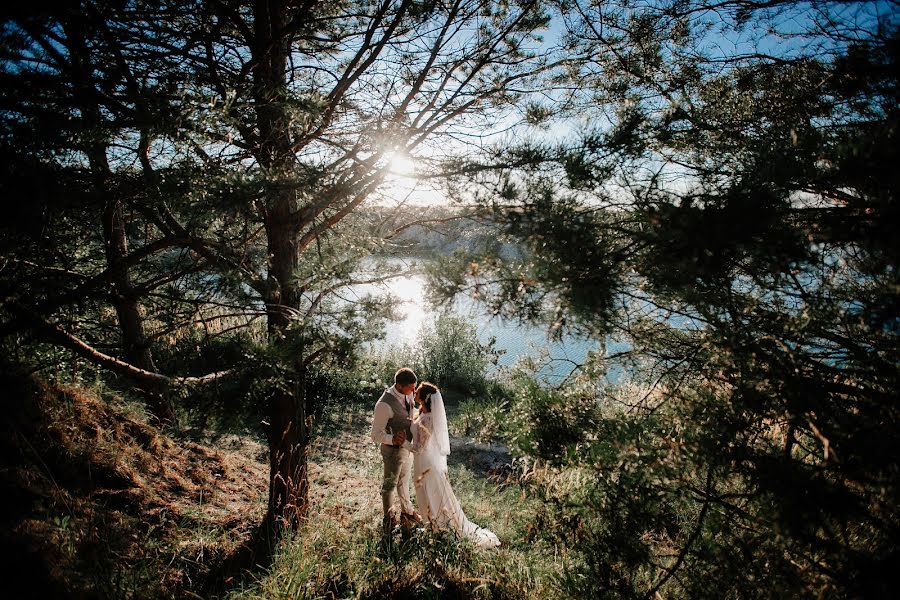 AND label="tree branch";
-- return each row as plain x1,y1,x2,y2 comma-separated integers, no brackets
8,302,232,389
